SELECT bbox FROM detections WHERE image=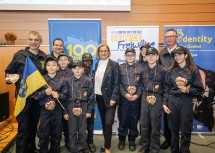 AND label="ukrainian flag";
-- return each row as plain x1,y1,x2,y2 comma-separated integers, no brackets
14,57,46,117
